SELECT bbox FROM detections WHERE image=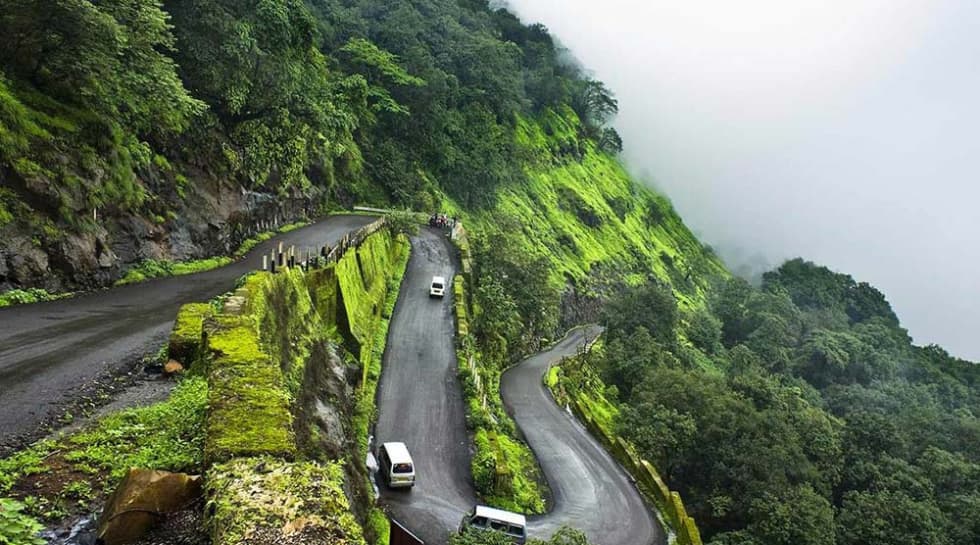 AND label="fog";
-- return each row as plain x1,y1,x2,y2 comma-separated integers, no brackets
504,0,980,361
